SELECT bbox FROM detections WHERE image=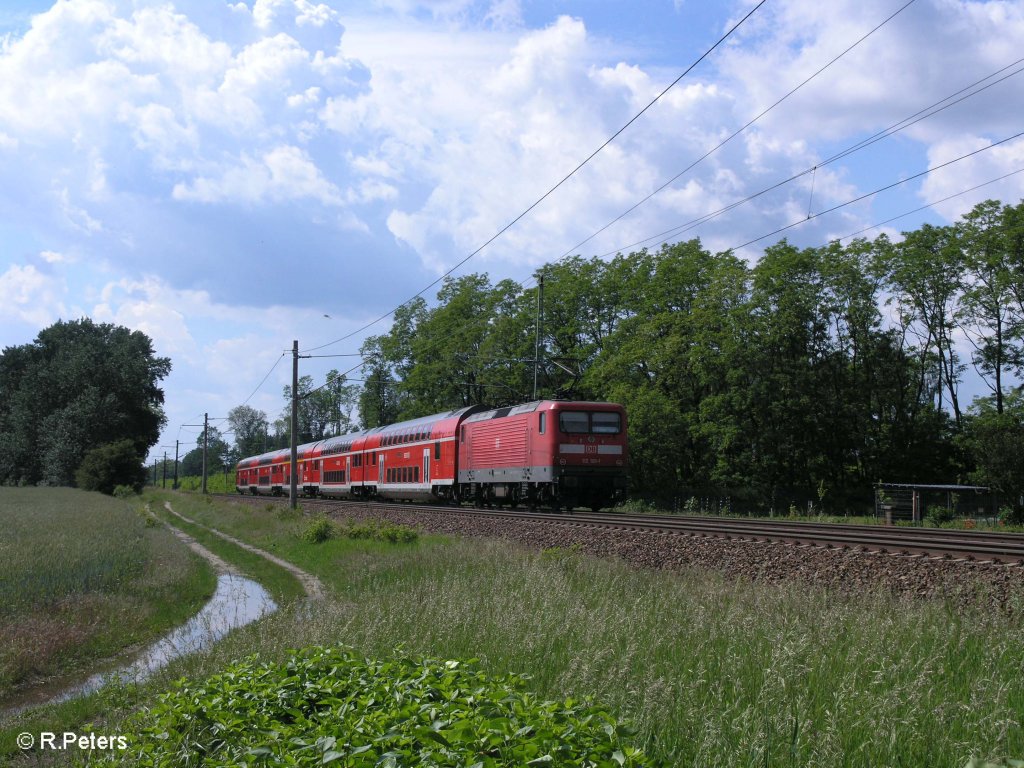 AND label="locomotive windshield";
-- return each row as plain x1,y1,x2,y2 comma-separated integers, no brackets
592,412,621,434
558,410,621,435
